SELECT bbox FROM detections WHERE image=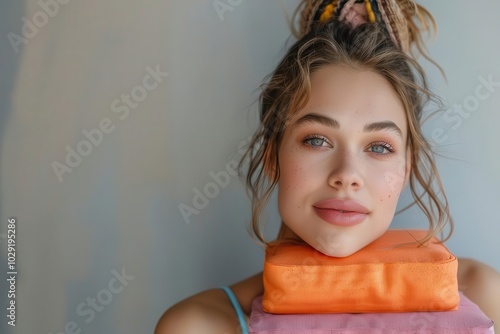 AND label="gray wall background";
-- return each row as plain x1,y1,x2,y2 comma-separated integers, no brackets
0,1,499,333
